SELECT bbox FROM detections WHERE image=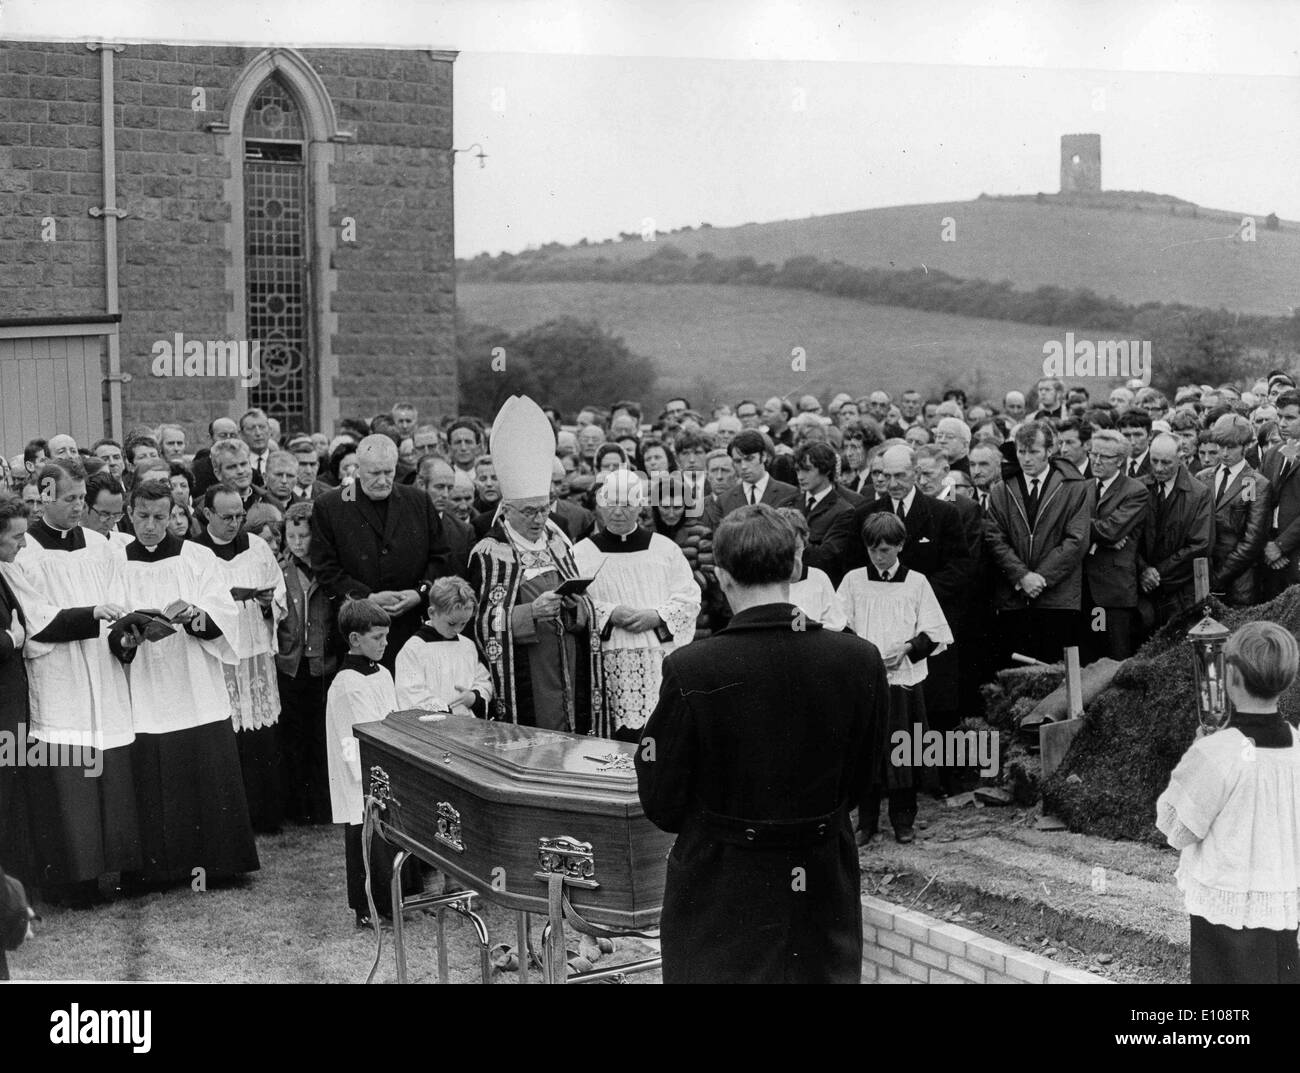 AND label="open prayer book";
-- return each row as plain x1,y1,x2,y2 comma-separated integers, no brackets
112,598,194,643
